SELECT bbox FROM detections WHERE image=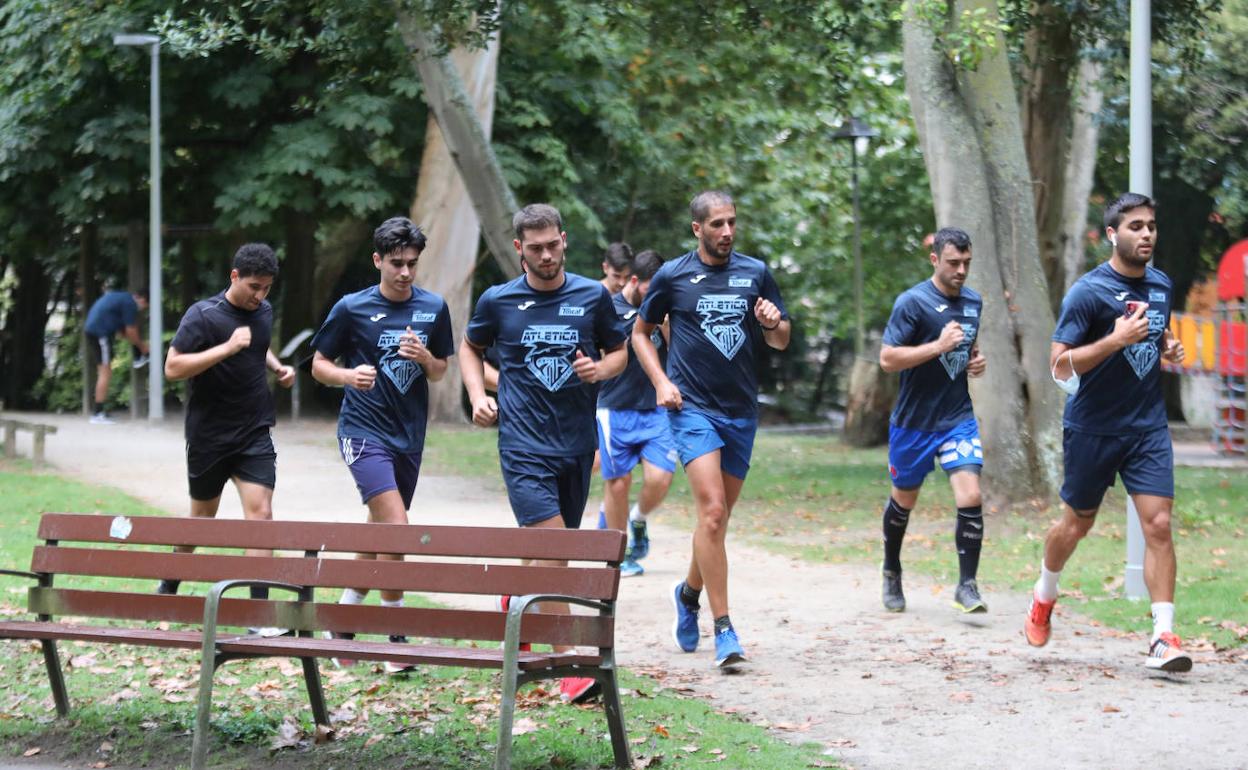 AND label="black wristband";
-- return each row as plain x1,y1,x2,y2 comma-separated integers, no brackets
761,321,779,331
